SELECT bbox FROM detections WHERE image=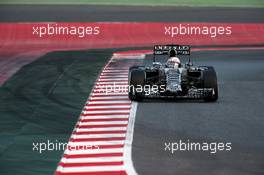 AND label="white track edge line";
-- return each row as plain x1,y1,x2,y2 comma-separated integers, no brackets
124,102,138,175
